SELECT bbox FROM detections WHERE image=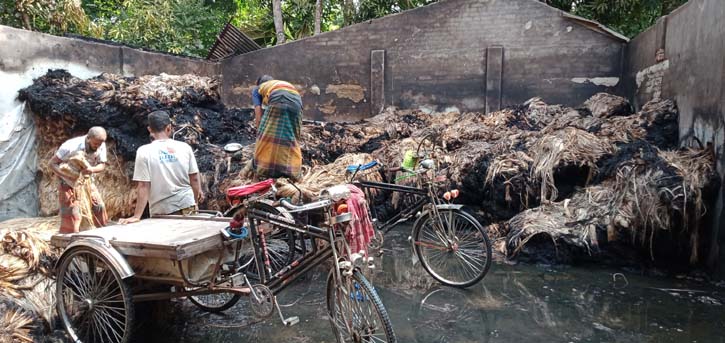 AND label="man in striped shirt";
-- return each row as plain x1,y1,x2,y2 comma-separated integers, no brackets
251,75,303,180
